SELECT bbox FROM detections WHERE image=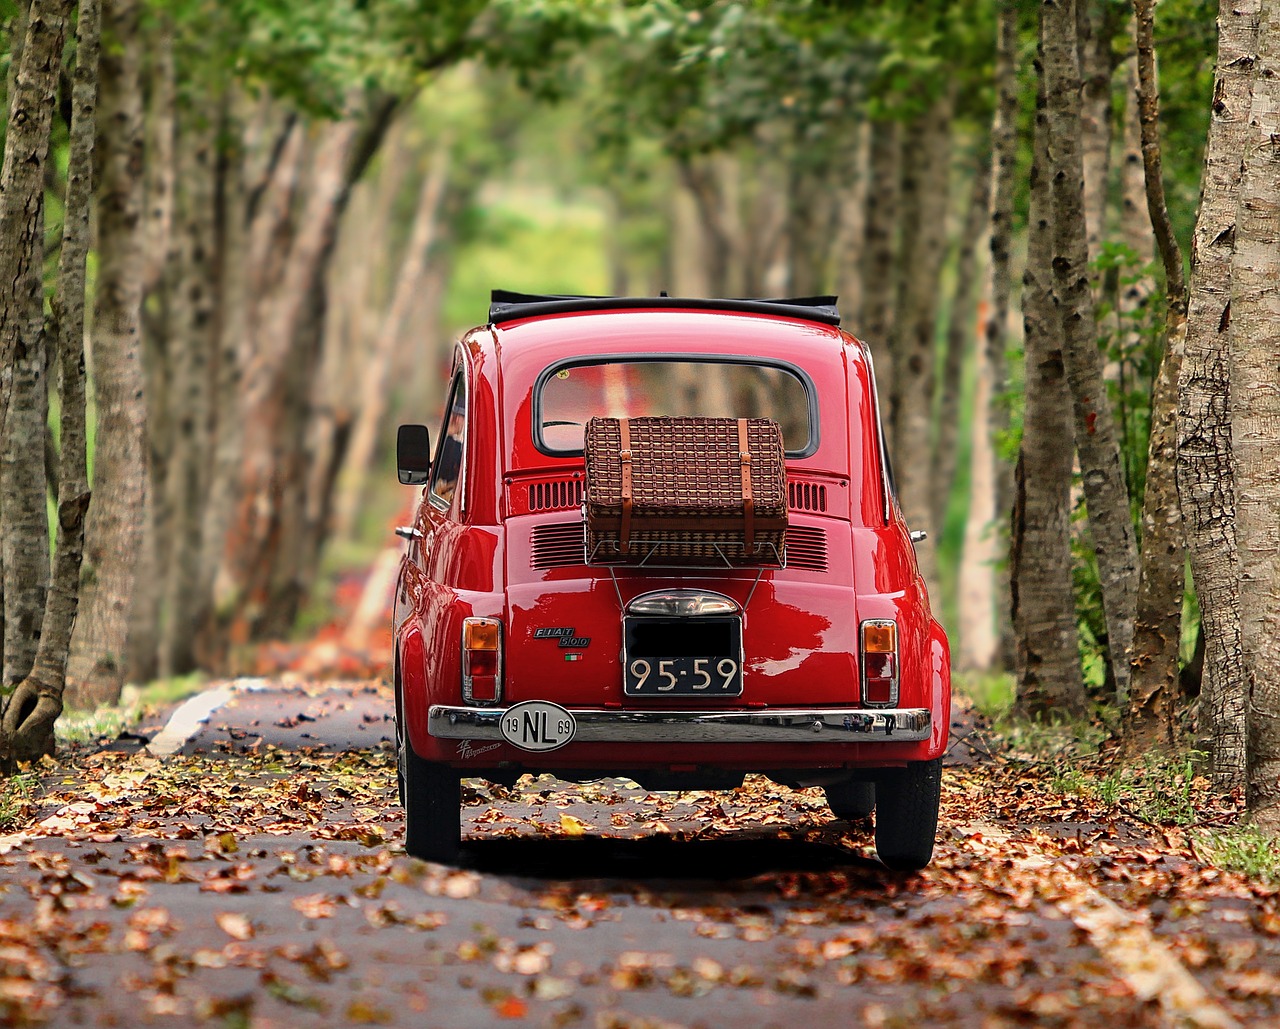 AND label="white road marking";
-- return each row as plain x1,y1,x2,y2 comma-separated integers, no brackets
145,678,269,756
961,823,1241,1029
